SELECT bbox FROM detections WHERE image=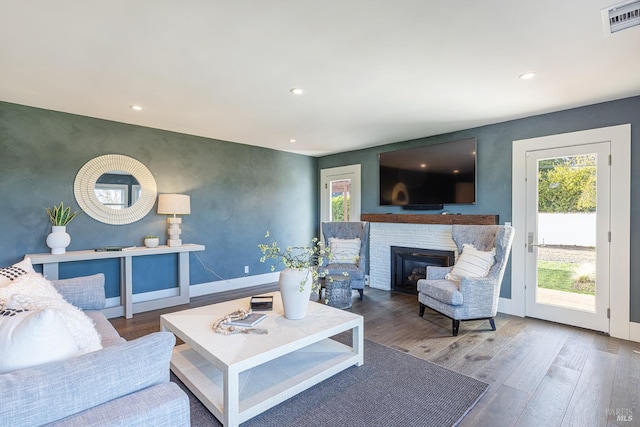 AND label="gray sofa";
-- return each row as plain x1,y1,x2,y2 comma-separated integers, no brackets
0,273,190,426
